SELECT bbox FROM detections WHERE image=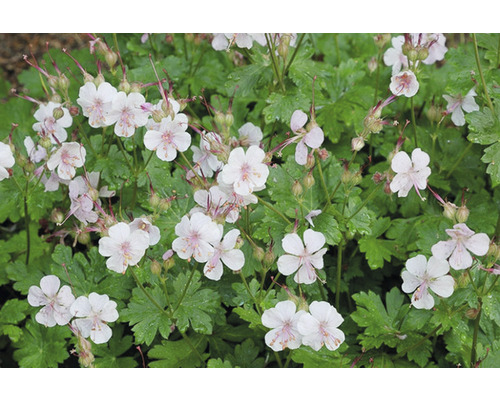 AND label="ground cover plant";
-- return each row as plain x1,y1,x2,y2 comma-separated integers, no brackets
1,32,500,368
